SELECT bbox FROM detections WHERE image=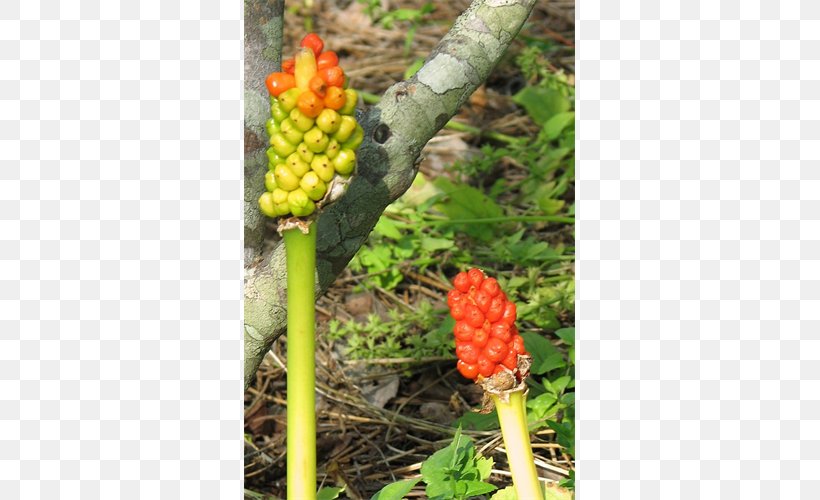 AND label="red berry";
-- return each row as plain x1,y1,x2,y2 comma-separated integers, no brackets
465,304,484,328
317,51,339,70
453,272,471,293
493,365,507,375
480,278,500,297
456,343,479,364
512,335,527,355
491,323,511,343
485,337,508,363
474,290,492,313
467,268,484,288
449,302,466,321
457,360,479,380
476,355,495,378
501,301,517,325
300,33,324,58
447,289,461,308
486,296,505,323
453,321,474,341
502,351,517,370
472,328,489,348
